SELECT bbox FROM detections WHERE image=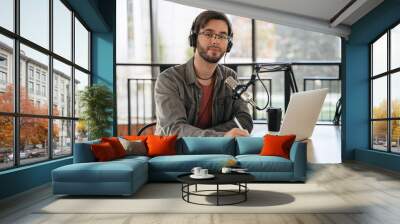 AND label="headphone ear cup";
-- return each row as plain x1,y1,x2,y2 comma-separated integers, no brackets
189,33,197,48
227,40,233,53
